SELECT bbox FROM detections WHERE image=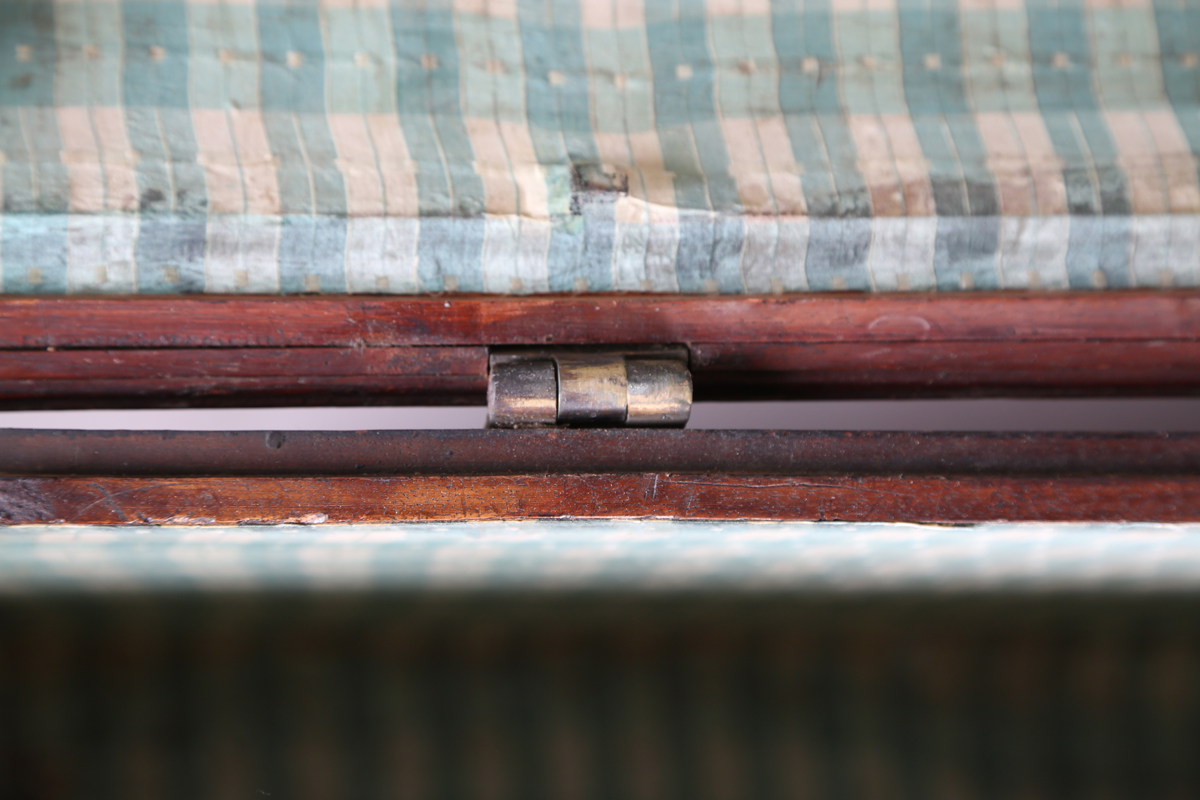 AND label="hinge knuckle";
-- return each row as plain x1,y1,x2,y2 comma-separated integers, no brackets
487,347,691,428
626,359,691,426
556,356,628,424
487,360,558,428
